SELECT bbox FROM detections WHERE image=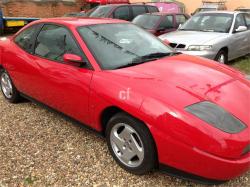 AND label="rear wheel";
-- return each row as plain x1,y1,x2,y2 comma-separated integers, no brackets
106,112,157,175
0,69,21,103
215,50,228,64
